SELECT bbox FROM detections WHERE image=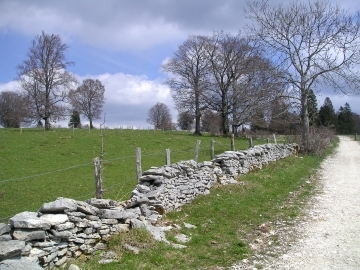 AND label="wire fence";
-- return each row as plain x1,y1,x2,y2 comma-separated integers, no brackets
0,142,210,221
0,134,277,222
